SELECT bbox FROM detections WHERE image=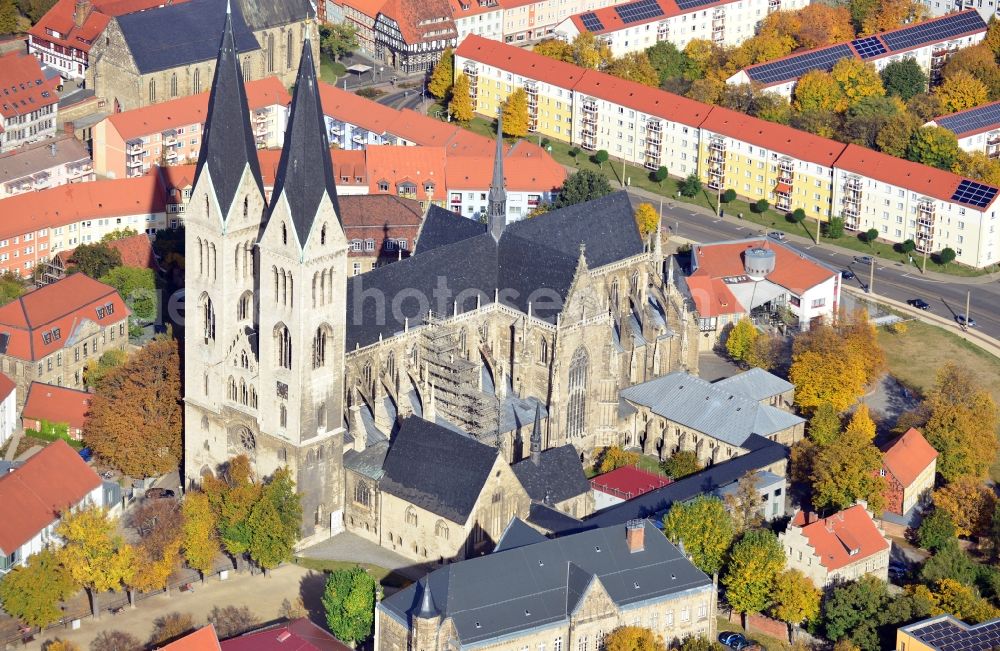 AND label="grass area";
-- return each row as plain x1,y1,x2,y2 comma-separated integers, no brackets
716,616,792,651
584,453,666,478
318,53,347,85
292,557,411,588
877,319,1000,481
